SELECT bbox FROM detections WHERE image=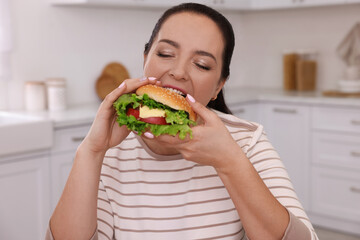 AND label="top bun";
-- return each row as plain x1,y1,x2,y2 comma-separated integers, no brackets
136,84,197,121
